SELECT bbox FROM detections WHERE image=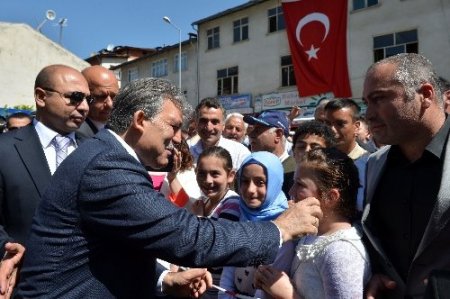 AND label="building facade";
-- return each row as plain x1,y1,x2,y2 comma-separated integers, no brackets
114,0,450,114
